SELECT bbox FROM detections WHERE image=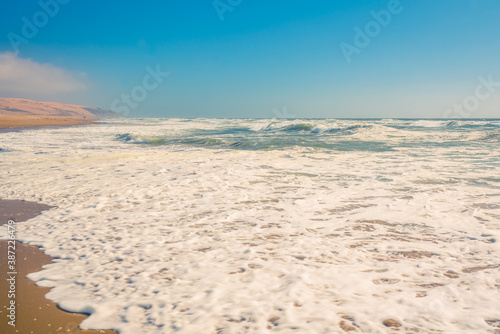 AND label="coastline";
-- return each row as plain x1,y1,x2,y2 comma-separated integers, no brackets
0,115,98,129
0,199,117,334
